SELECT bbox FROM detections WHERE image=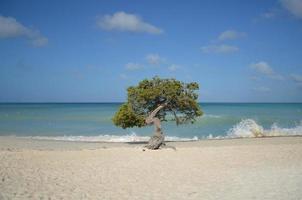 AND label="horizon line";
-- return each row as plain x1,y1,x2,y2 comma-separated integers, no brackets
0,102,302,104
